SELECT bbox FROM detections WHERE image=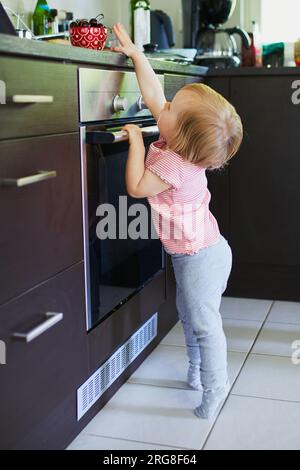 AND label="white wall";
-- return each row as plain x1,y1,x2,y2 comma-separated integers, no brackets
3,0,262,46
3,0,121,31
